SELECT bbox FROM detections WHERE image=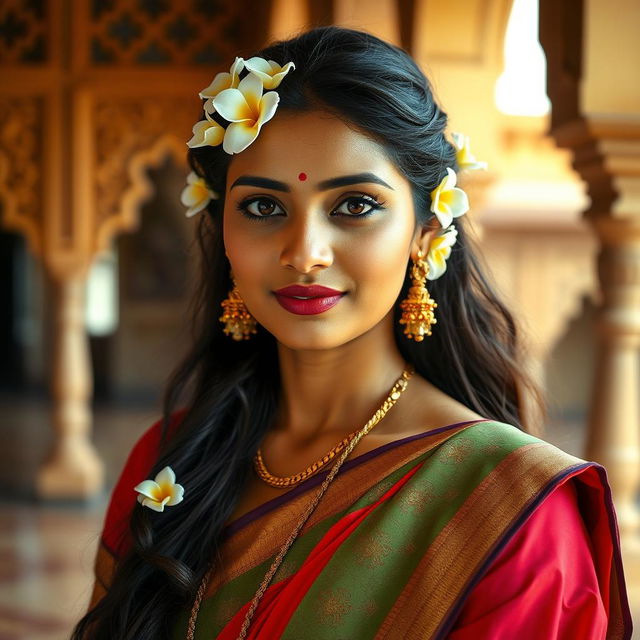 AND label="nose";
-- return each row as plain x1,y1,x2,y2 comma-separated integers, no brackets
279,214,334,273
